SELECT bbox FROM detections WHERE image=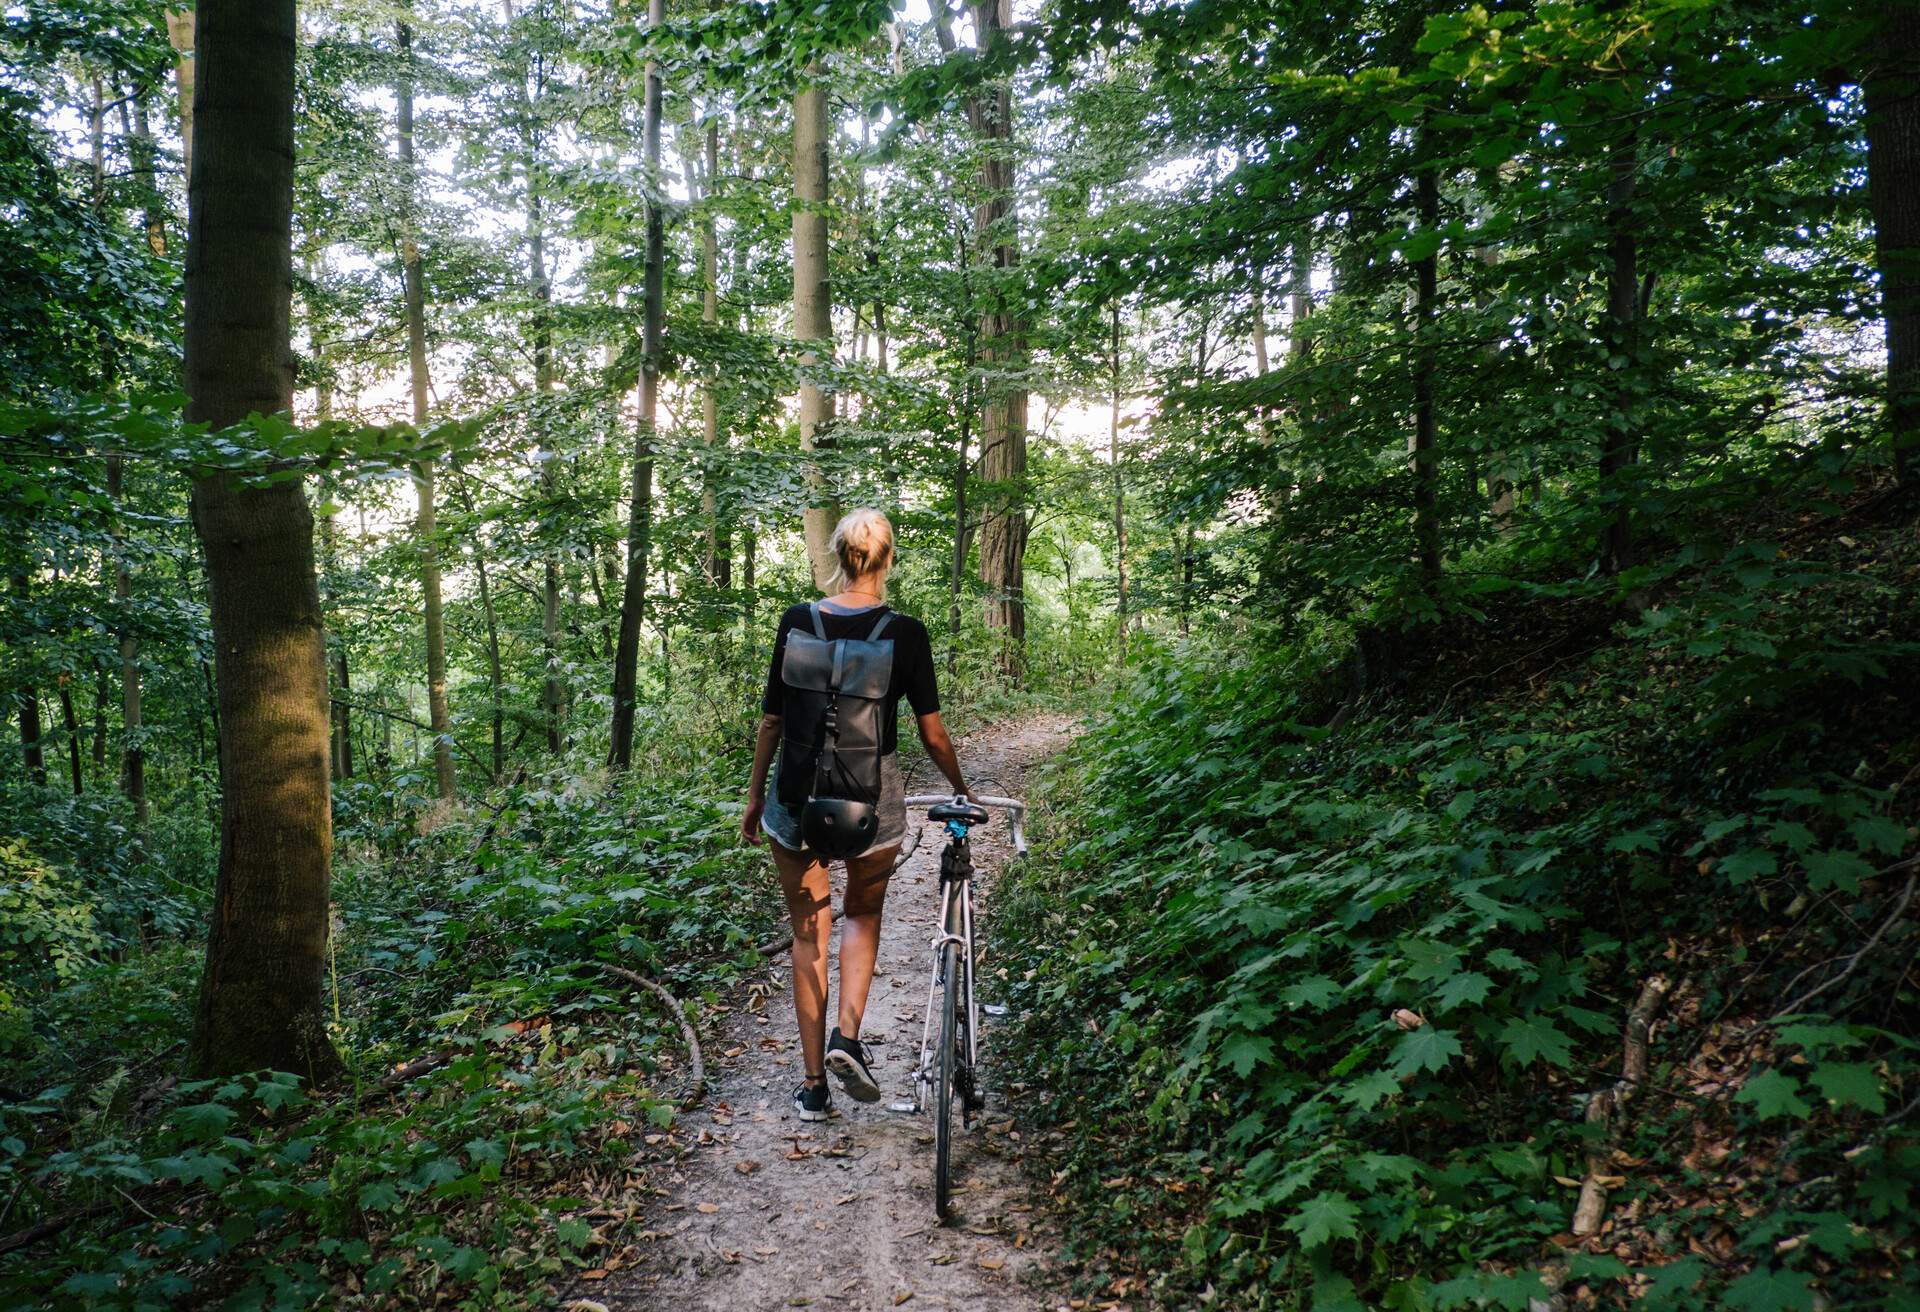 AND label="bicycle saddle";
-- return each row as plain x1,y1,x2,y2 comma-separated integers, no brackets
928,799,990,826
